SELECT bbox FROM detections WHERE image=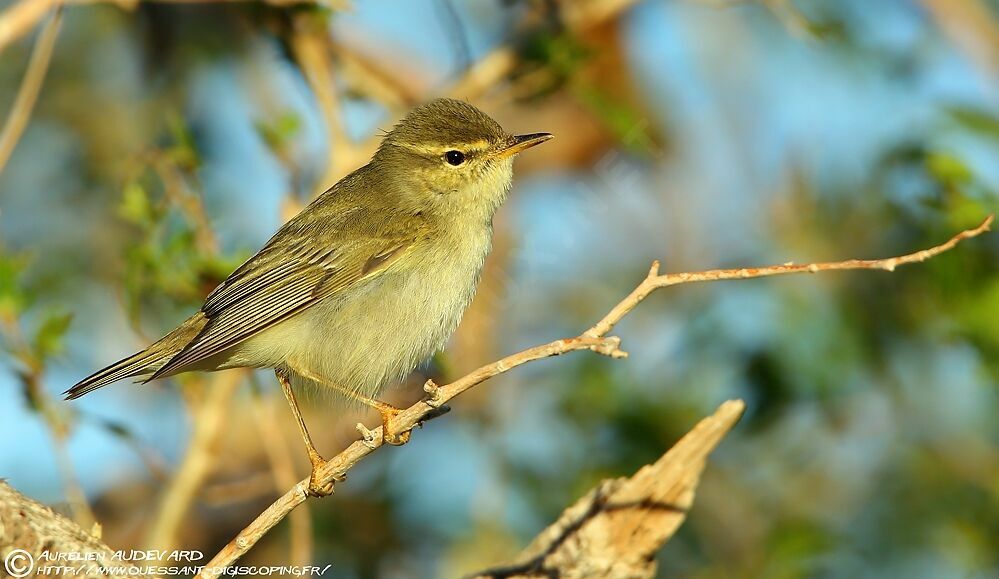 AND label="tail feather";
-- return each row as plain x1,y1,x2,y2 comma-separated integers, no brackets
63,349,167,400
64,312,209,400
